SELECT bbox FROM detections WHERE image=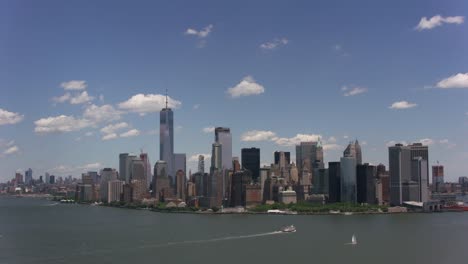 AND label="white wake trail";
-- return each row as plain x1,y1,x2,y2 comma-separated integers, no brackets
140,231,284,249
